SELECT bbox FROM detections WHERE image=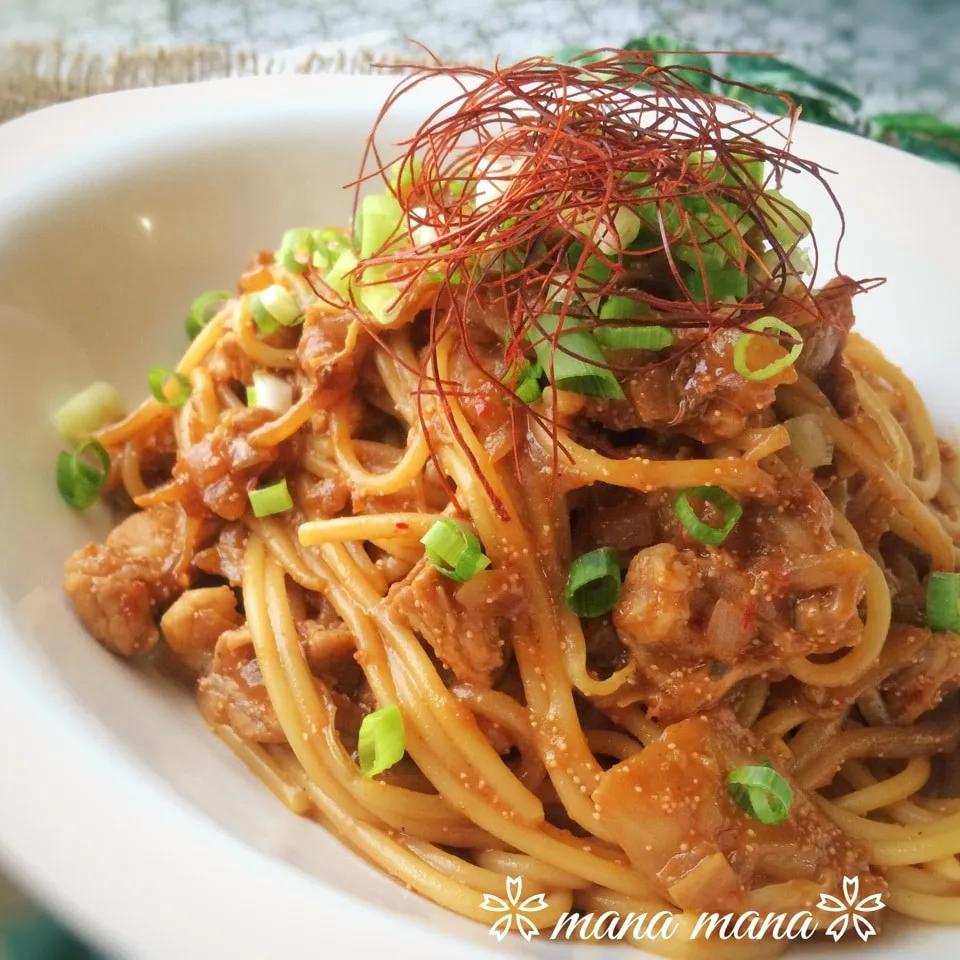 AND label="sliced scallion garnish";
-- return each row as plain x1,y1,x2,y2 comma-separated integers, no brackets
249,285,302,333
420,518,491,582
56,439,110,511
248,479,294,518
55,381,126,445
728,762,793,825
926,572,960,633
733,316,803,382
310,227,352,272
530,315,624,400
565,547,622,618
356,193,404,259
502,355,543,404
515,370,543,403
595,325,674,351
278,227,316,274
785,414,834,469
673,486,742,546
186,289,232,340
357,704,405,778
147,368,192,408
